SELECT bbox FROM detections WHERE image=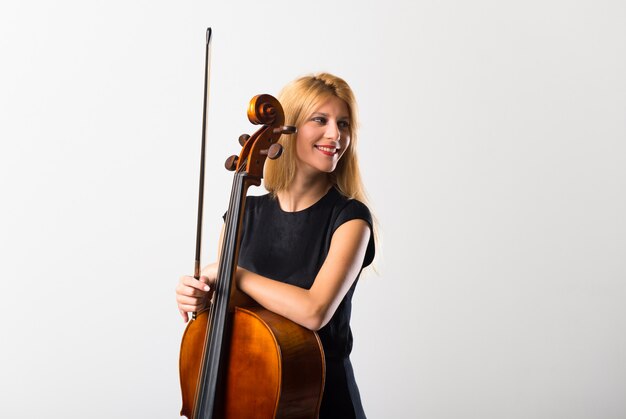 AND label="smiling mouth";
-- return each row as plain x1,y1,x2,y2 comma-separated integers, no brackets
315,145,339,156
